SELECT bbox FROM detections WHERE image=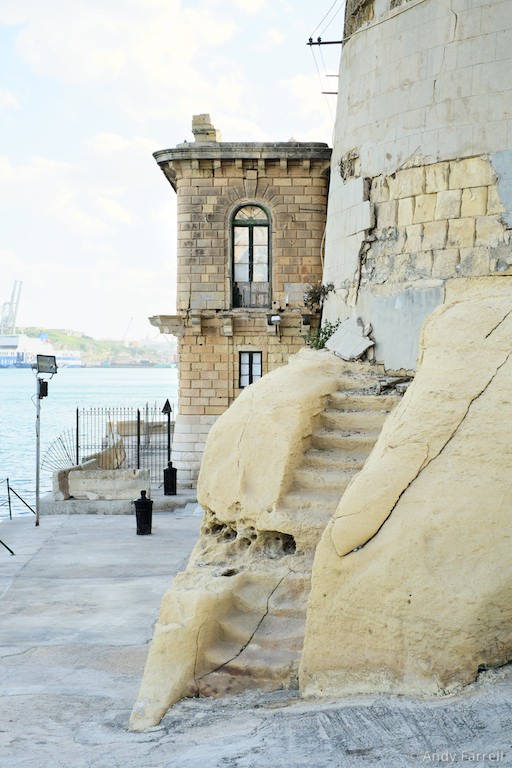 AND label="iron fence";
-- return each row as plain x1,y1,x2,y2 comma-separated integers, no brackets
41,404,175,486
